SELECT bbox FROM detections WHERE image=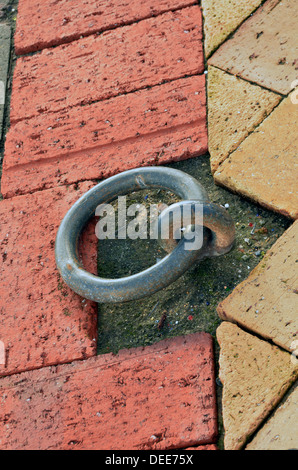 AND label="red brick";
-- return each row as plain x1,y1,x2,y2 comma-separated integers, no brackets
0,182,98,378
2,76,207,198
10,6,204,124
15,0,198,55
186,445,218,450
0,333,217,450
